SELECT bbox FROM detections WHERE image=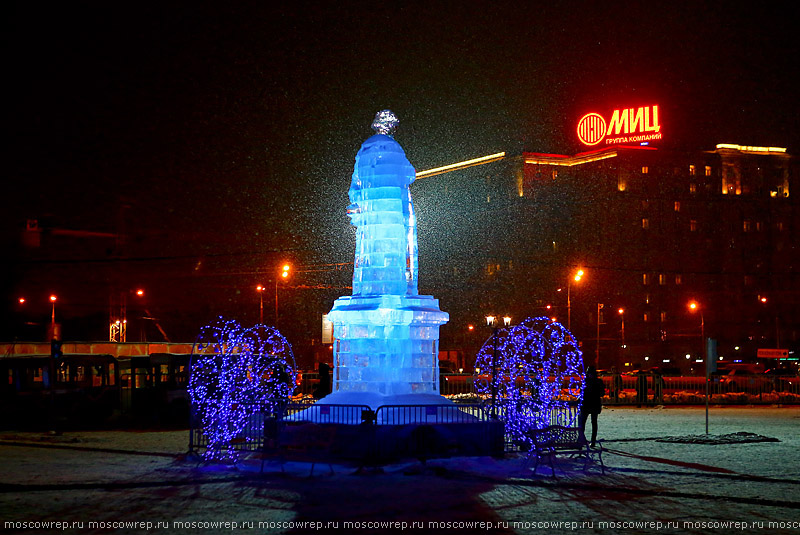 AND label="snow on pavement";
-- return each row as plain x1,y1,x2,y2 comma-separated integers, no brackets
1,406,798,534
